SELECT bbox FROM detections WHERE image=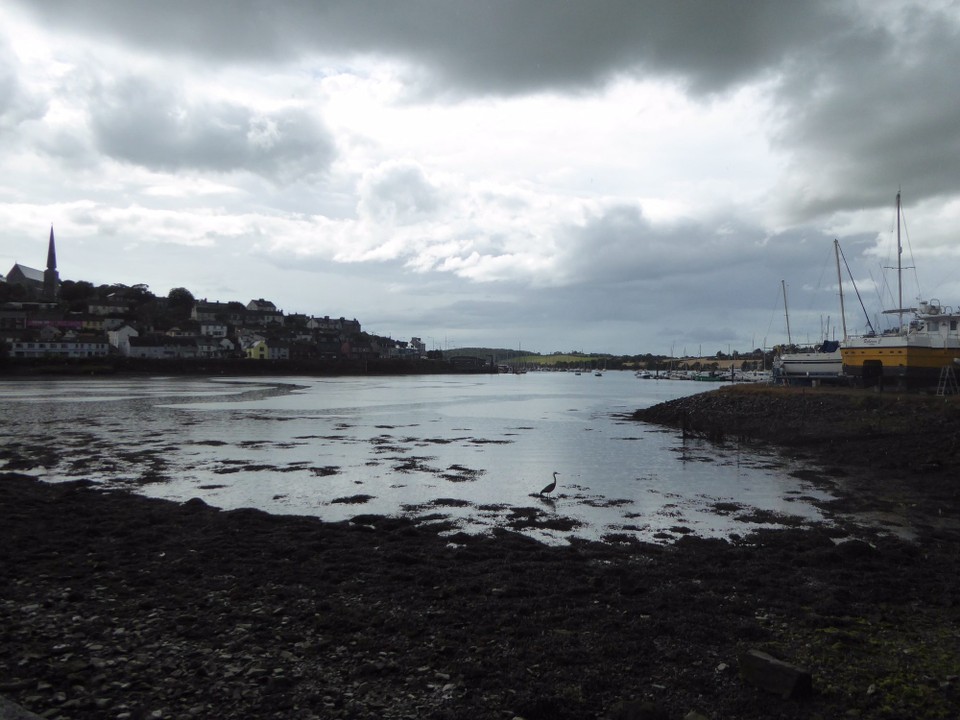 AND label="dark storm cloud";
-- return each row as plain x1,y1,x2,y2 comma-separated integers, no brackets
12,0,834,95
6,0,960,354
556,203,833,294
384,199,846,347
769,2,960,216
535,201,852,345
16,0,960,212
88,75,335,181
556,205,764,286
